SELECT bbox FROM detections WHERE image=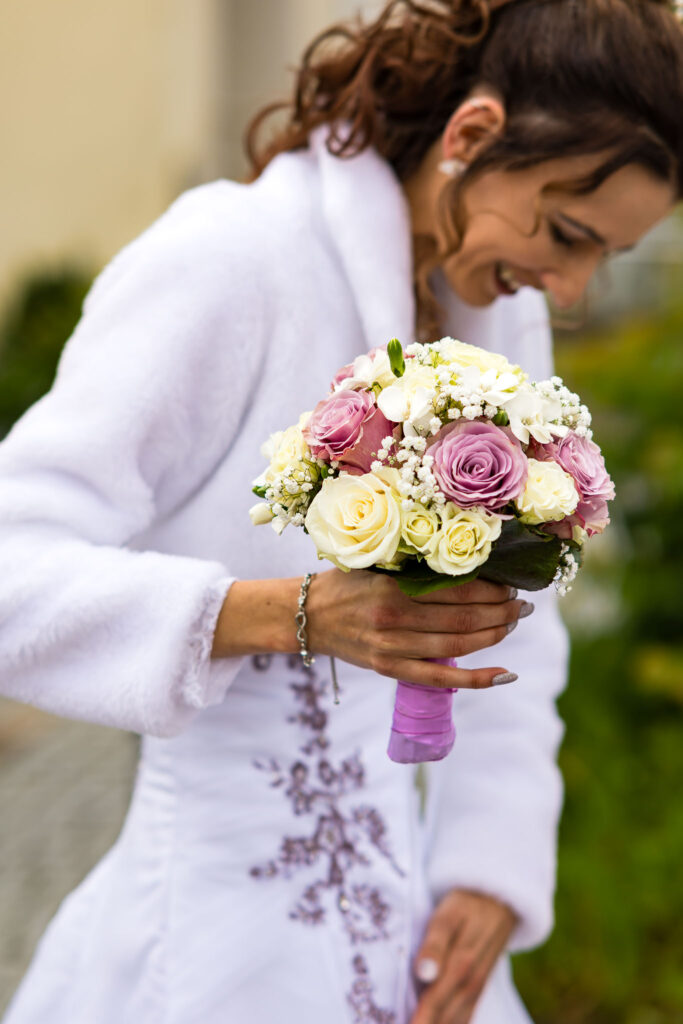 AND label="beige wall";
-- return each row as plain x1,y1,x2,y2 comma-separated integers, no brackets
0,0,372,308
0,0,218,302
